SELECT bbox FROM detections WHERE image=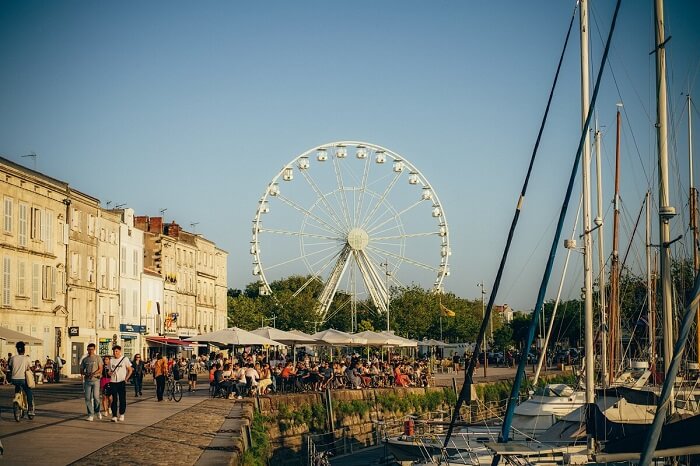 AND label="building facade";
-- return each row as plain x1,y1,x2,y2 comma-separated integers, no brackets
95,208,120,356
0,157,69,363
66,189,100,374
